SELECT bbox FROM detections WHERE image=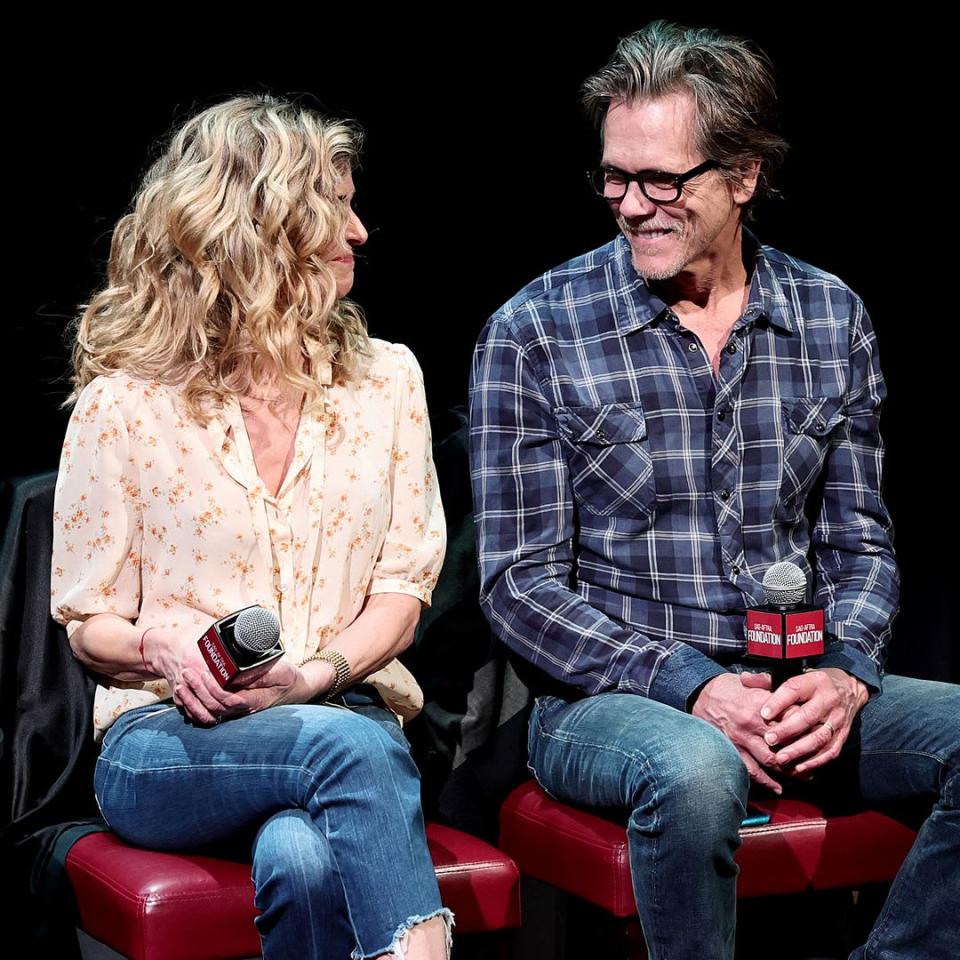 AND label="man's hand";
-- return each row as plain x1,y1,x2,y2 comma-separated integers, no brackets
758,668,869,774
692,673,784,794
